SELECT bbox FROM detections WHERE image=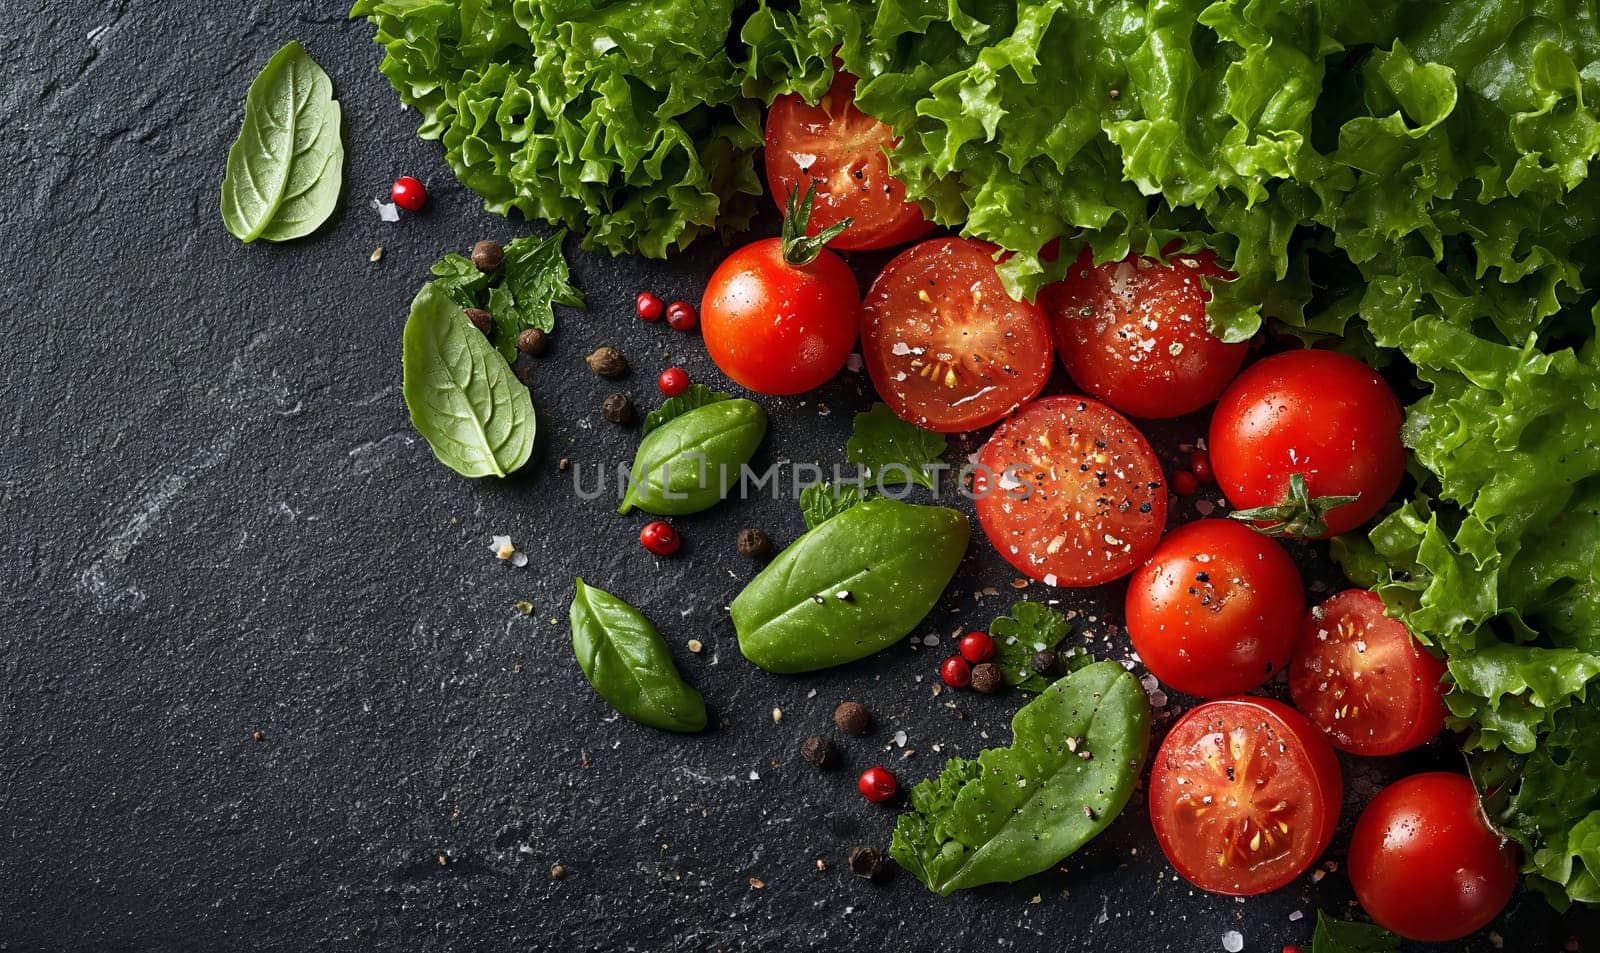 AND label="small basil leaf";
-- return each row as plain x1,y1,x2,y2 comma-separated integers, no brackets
401,283,534,478
846,402,948,490
642,384,731,435
890,660,1151,894
1310,912,1400,953
570,578,706,733
799,482,871,529
619,398,765,515
989,601,1084,691
221,41,344,243
732,499,969,673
